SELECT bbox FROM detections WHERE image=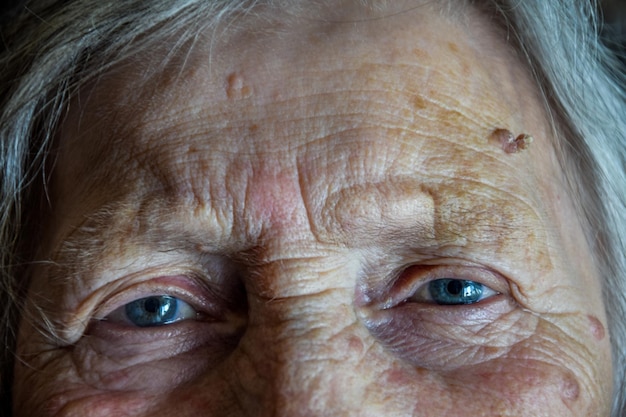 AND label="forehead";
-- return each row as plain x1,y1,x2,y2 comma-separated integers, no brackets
45,1,572,282
56,1,553,197
50,1,566,263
